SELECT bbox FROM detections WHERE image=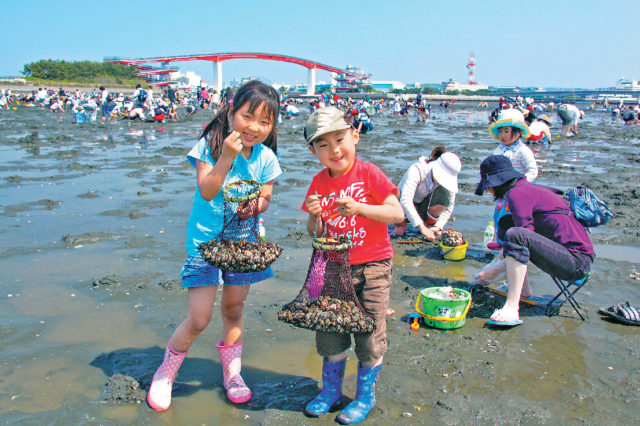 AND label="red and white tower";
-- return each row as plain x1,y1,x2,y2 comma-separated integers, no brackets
467,52,476,85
